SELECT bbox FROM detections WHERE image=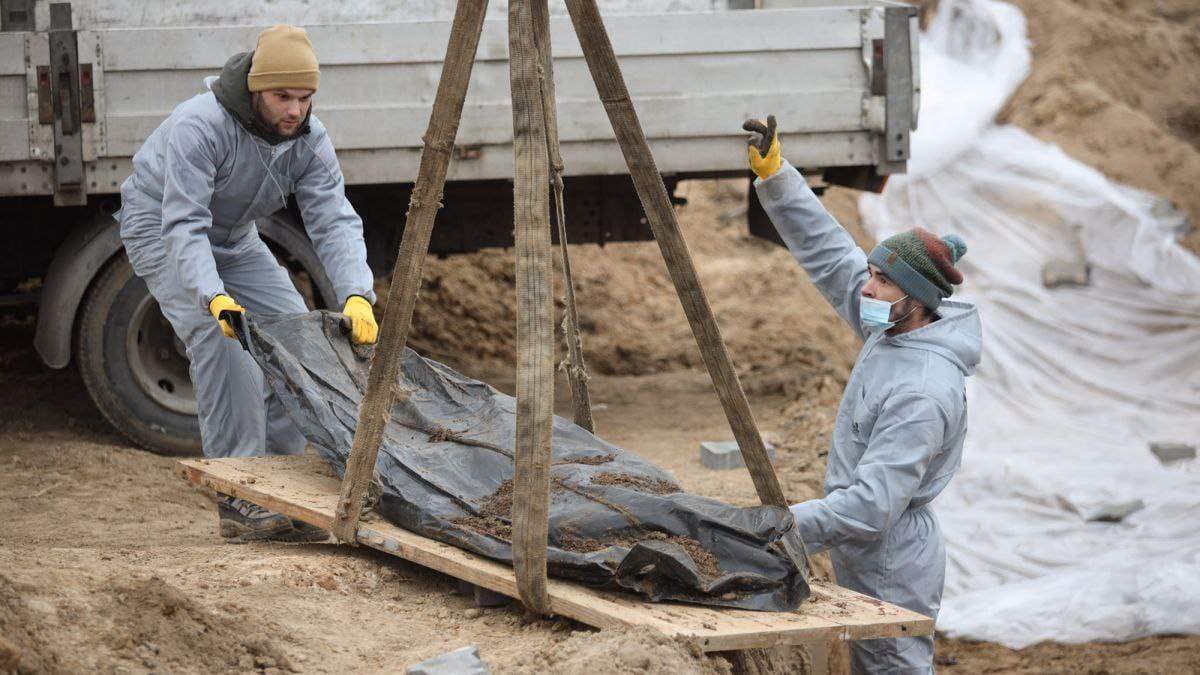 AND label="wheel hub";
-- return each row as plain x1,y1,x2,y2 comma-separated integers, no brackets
126,295,198,416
